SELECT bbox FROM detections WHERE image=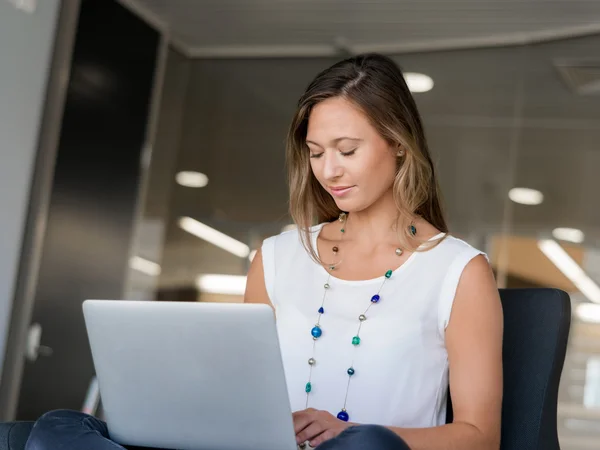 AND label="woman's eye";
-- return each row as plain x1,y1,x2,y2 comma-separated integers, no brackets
340,148,357,157
310,153,324,159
